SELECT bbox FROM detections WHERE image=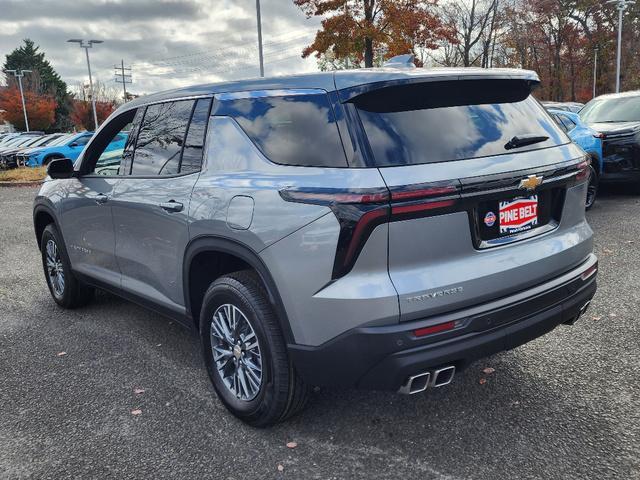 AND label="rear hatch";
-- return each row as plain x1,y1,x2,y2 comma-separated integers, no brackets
345,78,592,321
